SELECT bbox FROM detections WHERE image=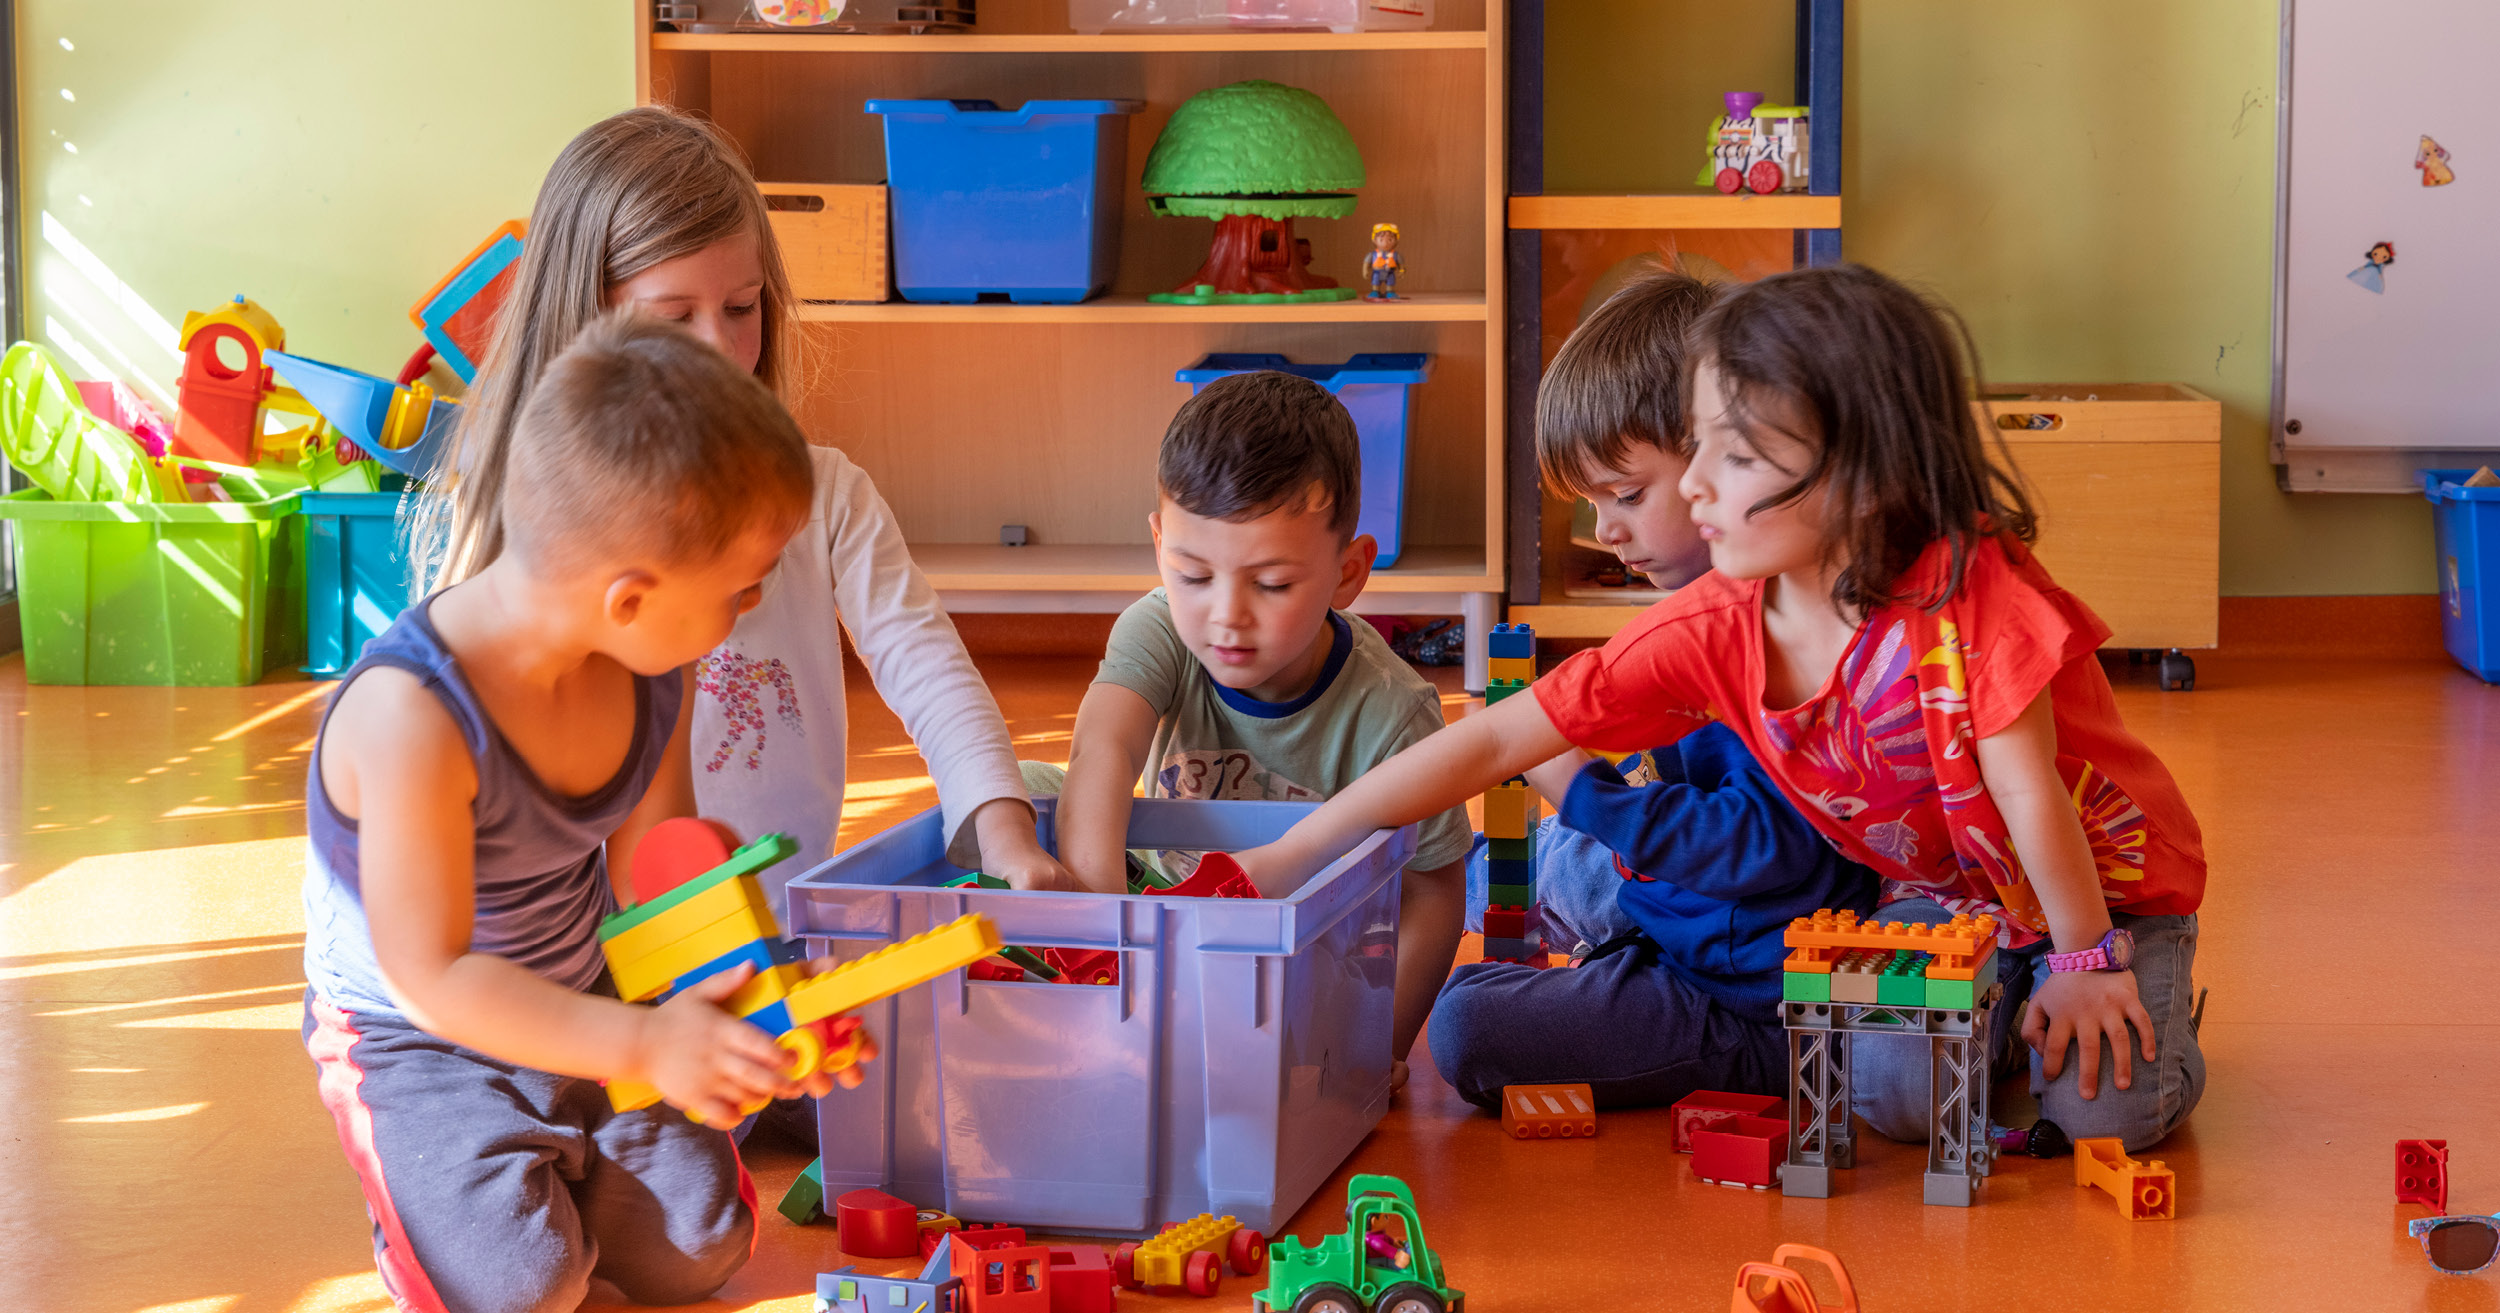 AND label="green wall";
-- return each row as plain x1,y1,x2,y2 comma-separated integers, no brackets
16,2,630,412
1546,0,2436,596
